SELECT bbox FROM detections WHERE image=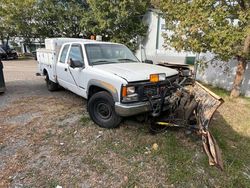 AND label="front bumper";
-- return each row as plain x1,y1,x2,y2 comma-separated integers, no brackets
115,98,169,117
115,101,151,117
